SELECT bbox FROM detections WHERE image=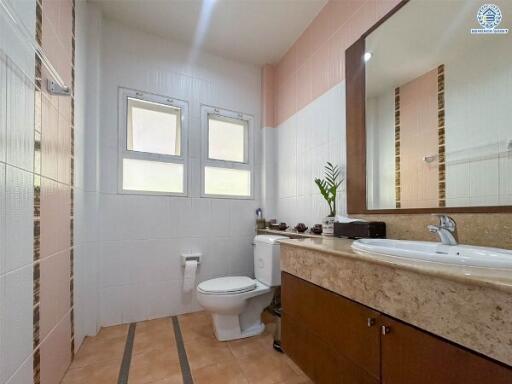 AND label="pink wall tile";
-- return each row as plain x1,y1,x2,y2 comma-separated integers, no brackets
400,68,439,208
40,179,71,259
296,59,312,111
41,86,59,181
261,64,276,128
349,1,377,45
39,249,71,341
40,312,72,384
326,0,364,36
272,0,392,126
328,25,348,87
43,0,73,88
276,74,296,124
277,45,297,85
58,112,71,185
307,5,331,54
294,28,313,69
311,42,330,100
